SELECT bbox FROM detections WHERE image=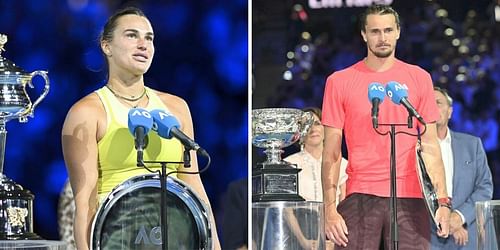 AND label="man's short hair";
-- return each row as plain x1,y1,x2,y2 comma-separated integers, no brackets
360,4,401,32
434,86,453,106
